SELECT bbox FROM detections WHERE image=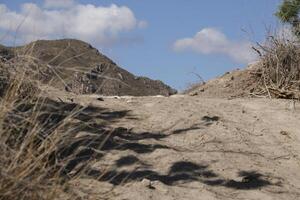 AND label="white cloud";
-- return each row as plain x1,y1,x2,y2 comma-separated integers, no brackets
44,0,75,8
0,2,145,46
138,20,148,29
173,28,257,63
